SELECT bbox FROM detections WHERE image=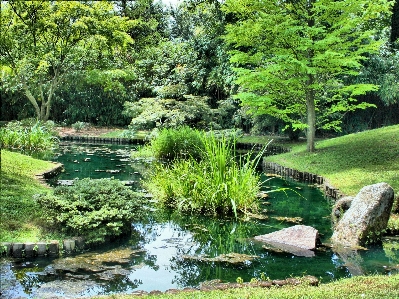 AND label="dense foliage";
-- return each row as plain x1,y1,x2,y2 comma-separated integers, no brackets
1,0,398,138
143,128,262,216
0,1,134,121
35,178,146,244
0,119,59,154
